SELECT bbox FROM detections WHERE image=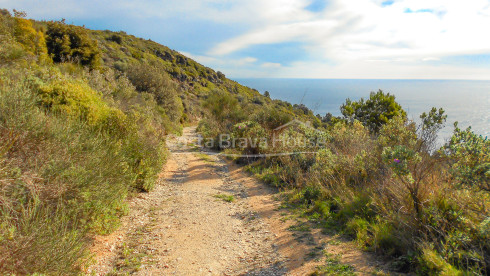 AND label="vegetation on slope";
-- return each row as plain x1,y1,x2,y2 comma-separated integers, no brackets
199,87,489,274
0,9,296,274
0,8,488,275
